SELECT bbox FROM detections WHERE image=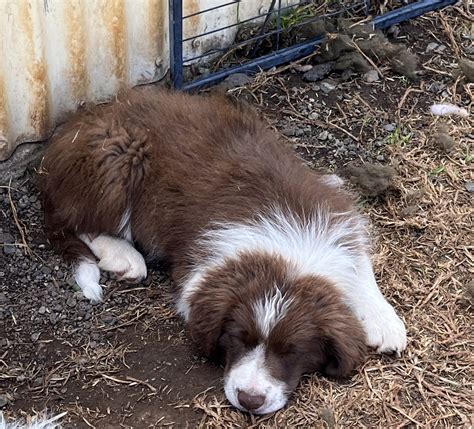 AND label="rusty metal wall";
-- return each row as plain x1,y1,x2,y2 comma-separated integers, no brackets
0,0,287,161
0,0,170,161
